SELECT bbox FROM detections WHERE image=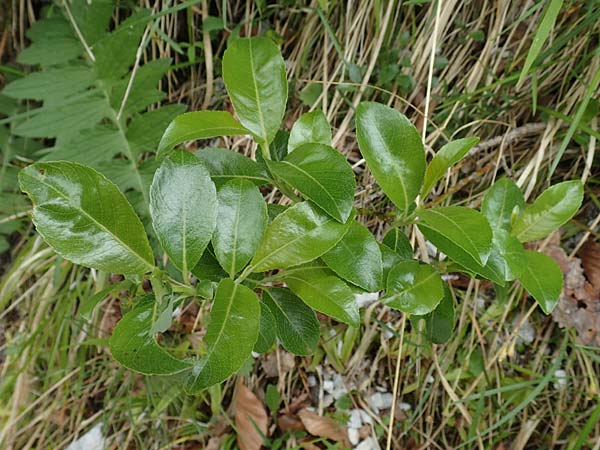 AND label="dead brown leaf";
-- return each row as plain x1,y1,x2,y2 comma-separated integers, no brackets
545,237,600,346
580,240,600,296
297,408,351,448
260,351,295,378
234,380,269,450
